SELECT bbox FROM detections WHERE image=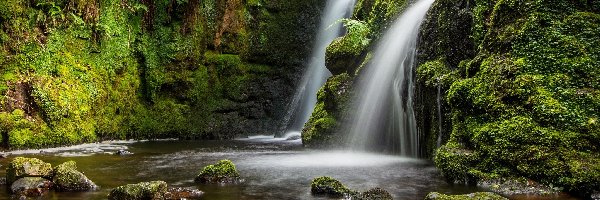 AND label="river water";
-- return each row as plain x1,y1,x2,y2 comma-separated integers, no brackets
0,138,578,199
